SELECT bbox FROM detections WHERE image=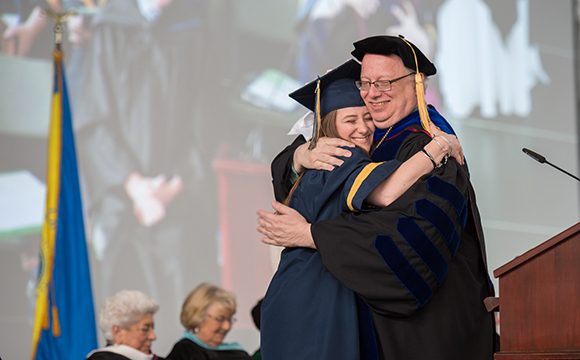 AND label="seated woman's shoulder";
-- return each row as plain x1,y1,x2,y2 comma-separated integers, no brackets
86,351,126,360
169,284,253,360
167,338,252,360
86,349,165,360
